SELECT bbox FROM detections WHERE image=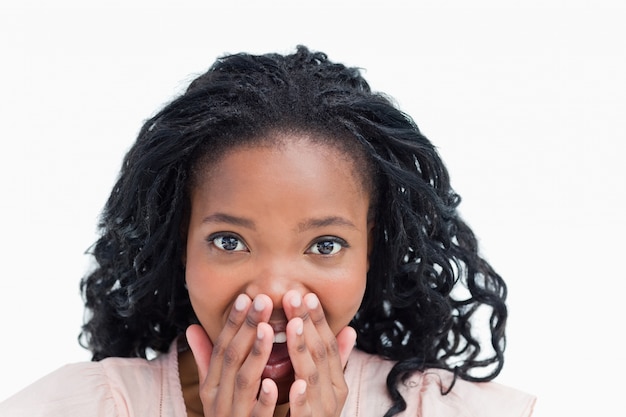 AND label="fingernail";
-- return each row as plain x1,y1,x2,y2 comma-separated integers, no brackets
290,293,302,308
234,294,247,312
305,294,318,310
253,296,265,312
261,378,271,394
298,380,307,395
257,325,264,340
296,320,303,336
